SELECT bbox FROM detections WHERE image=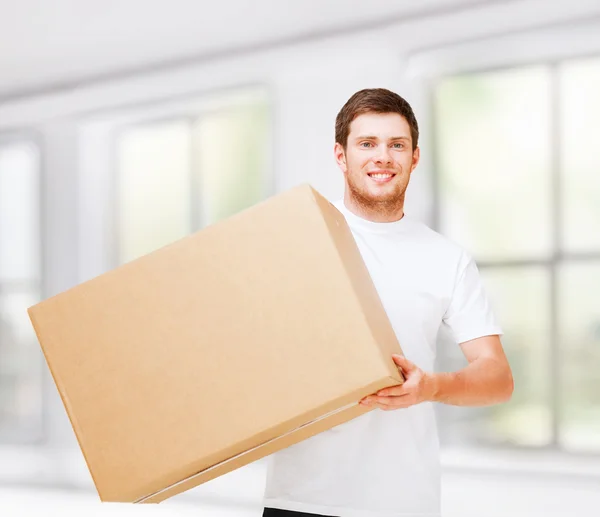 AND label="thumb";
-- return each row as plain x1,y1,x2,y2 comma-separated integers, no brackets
392,354,416,374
